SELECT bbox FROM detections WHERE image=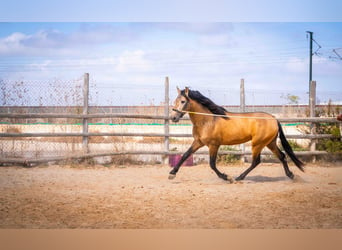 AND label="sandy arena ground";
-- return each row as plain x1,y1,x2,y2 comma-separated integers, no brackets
0,163,341,229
